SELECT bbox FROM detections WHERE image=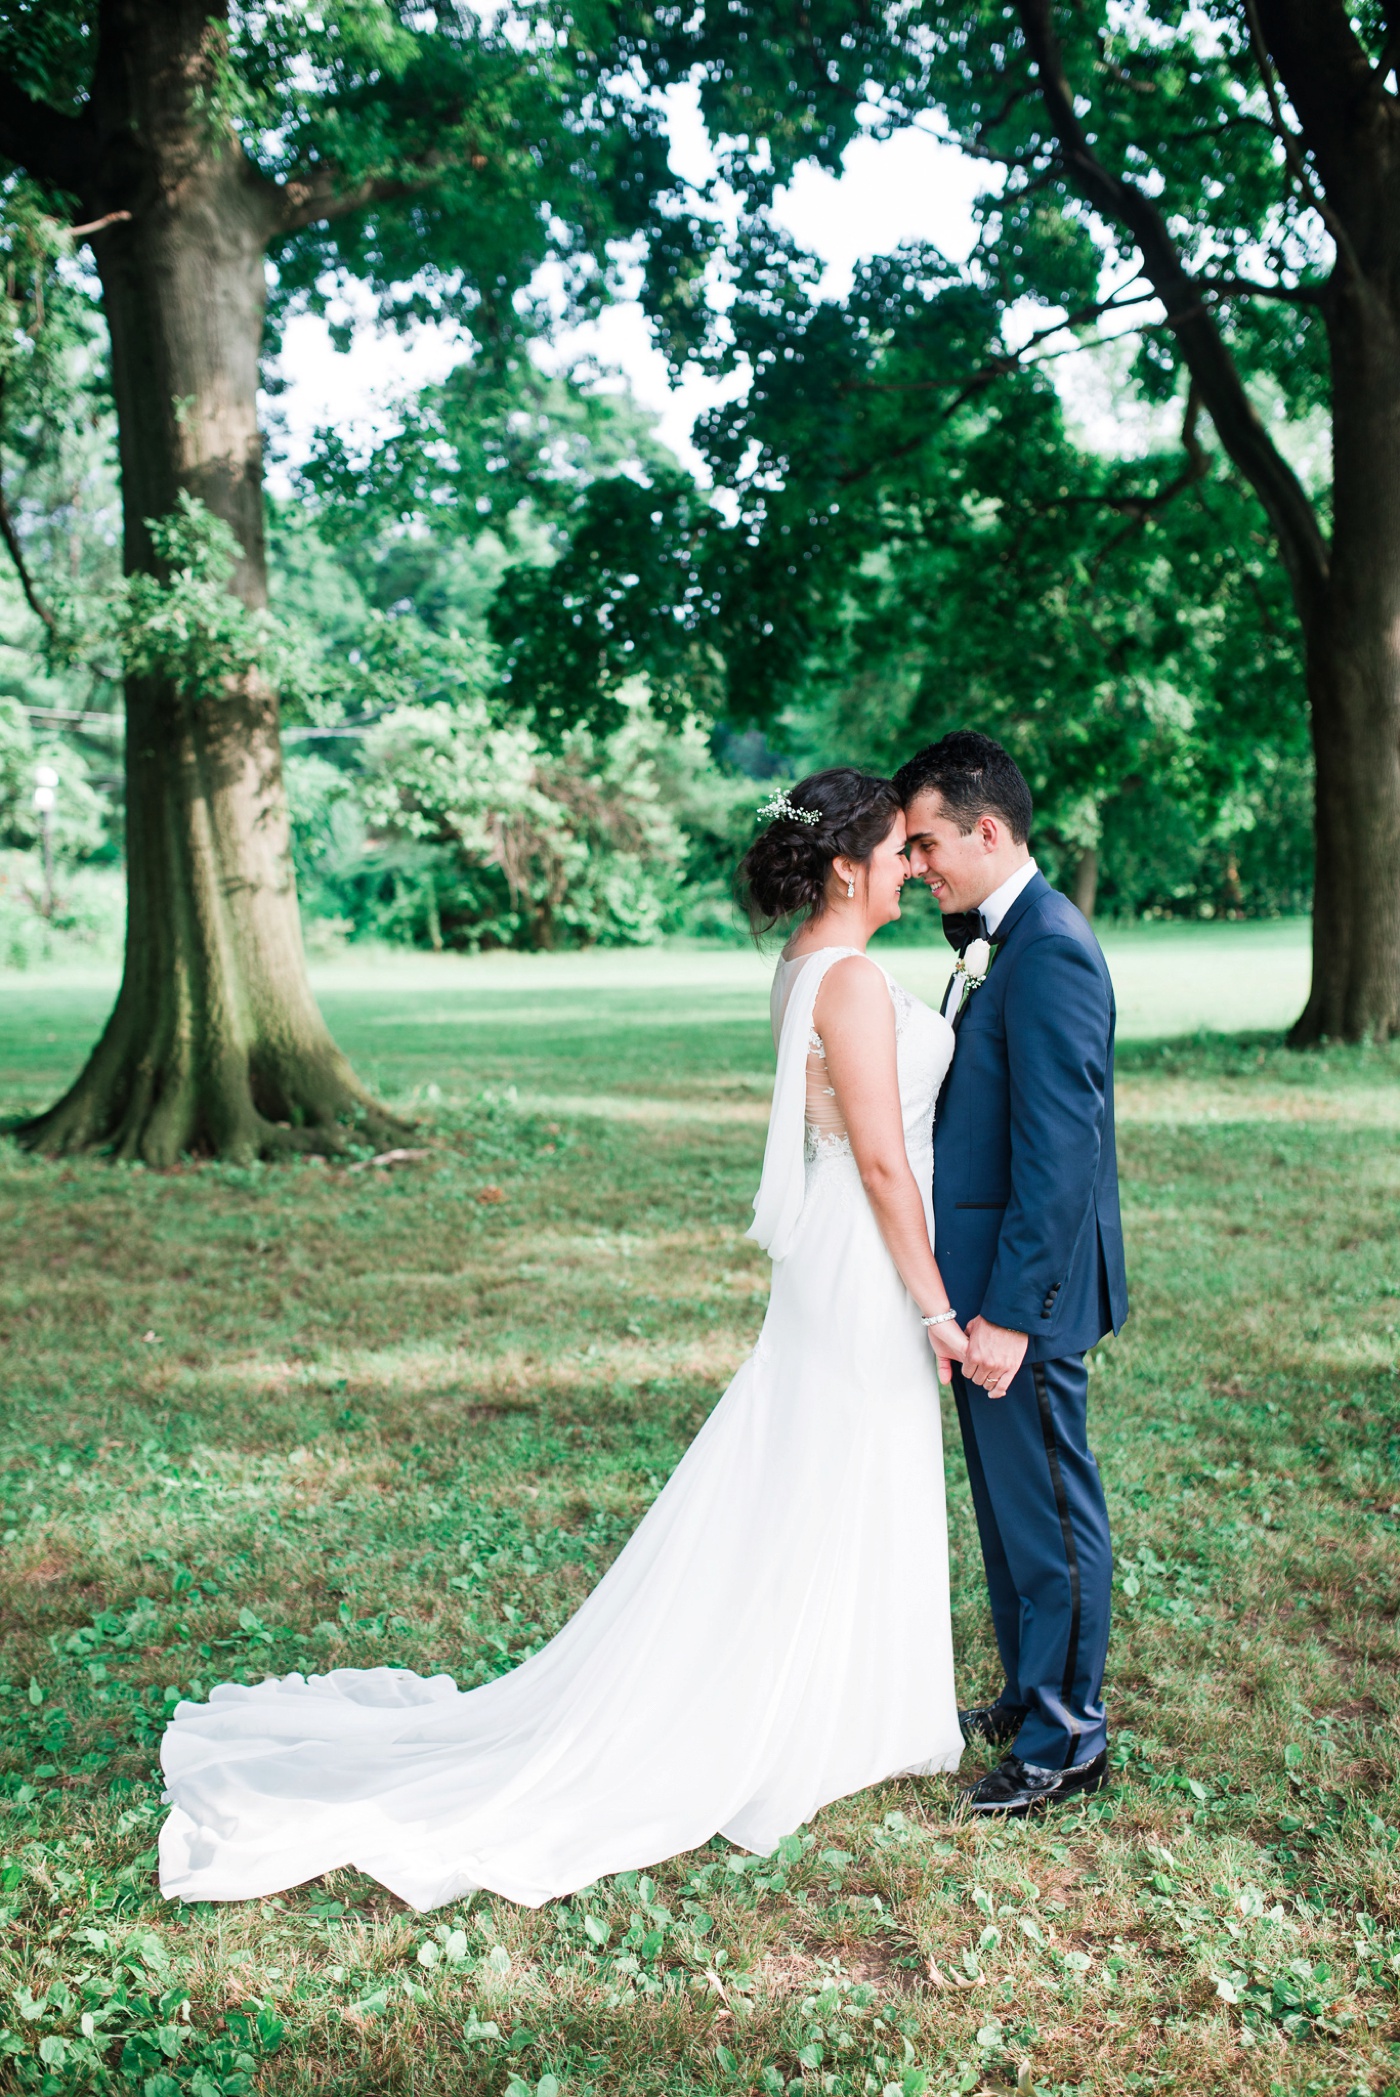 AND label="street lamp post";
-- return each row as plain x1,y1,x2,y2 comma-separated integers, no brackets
32,765,58,920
